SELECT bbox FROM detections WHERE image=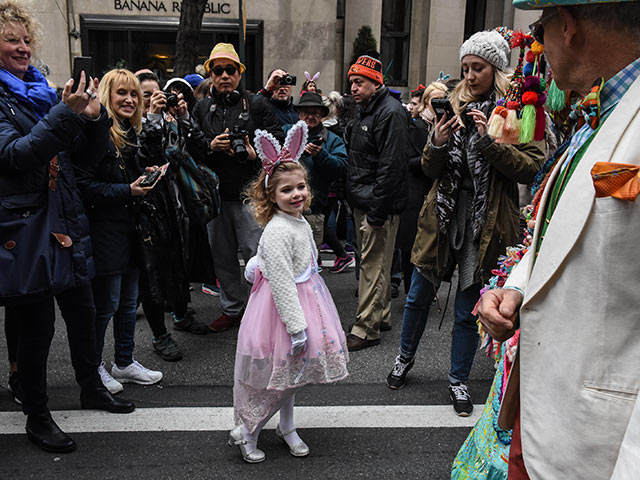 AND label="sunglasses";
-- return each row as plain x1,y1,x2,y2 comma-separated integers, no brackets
529,10,560,45
211,65,237,76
